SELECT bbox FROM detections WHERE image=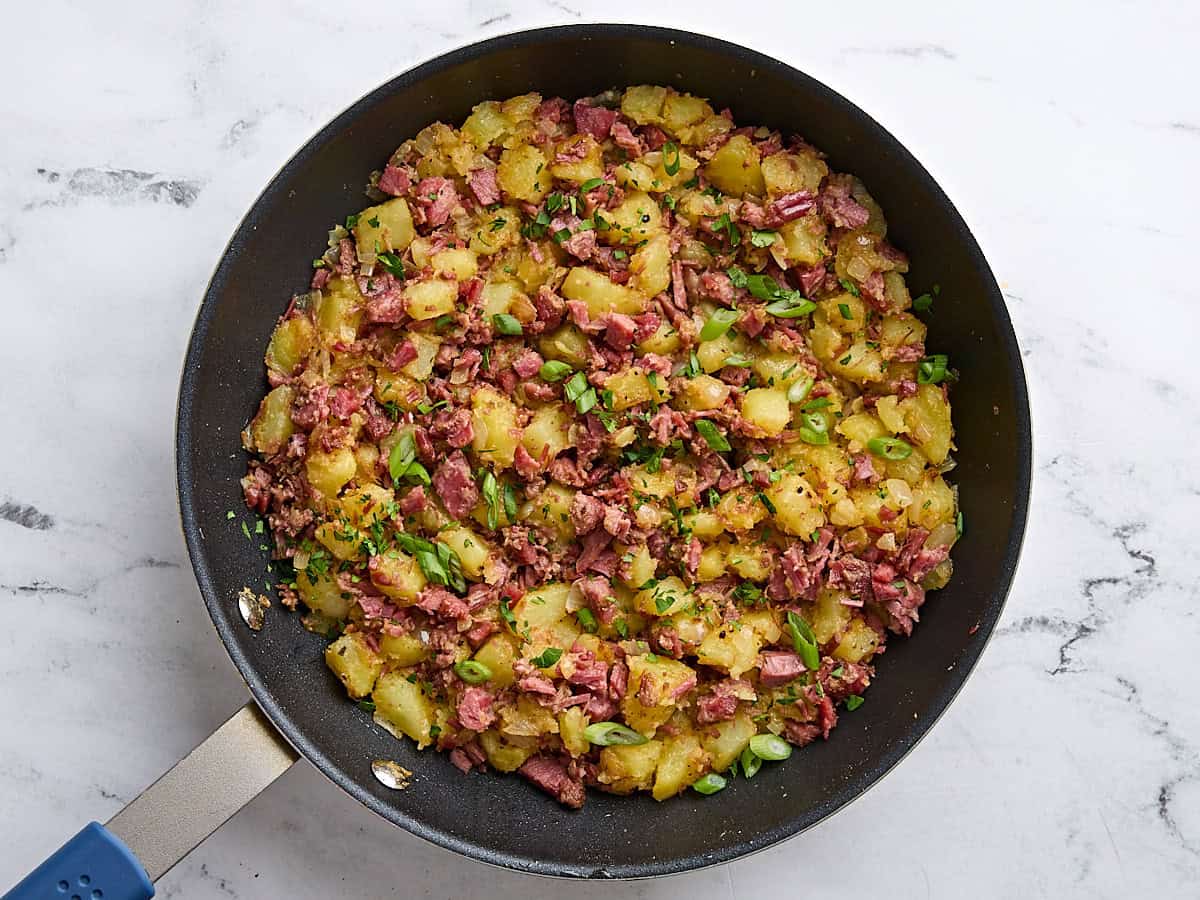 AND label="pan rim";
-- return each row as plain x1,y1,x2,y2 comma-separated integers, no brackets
176,22,1032,879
